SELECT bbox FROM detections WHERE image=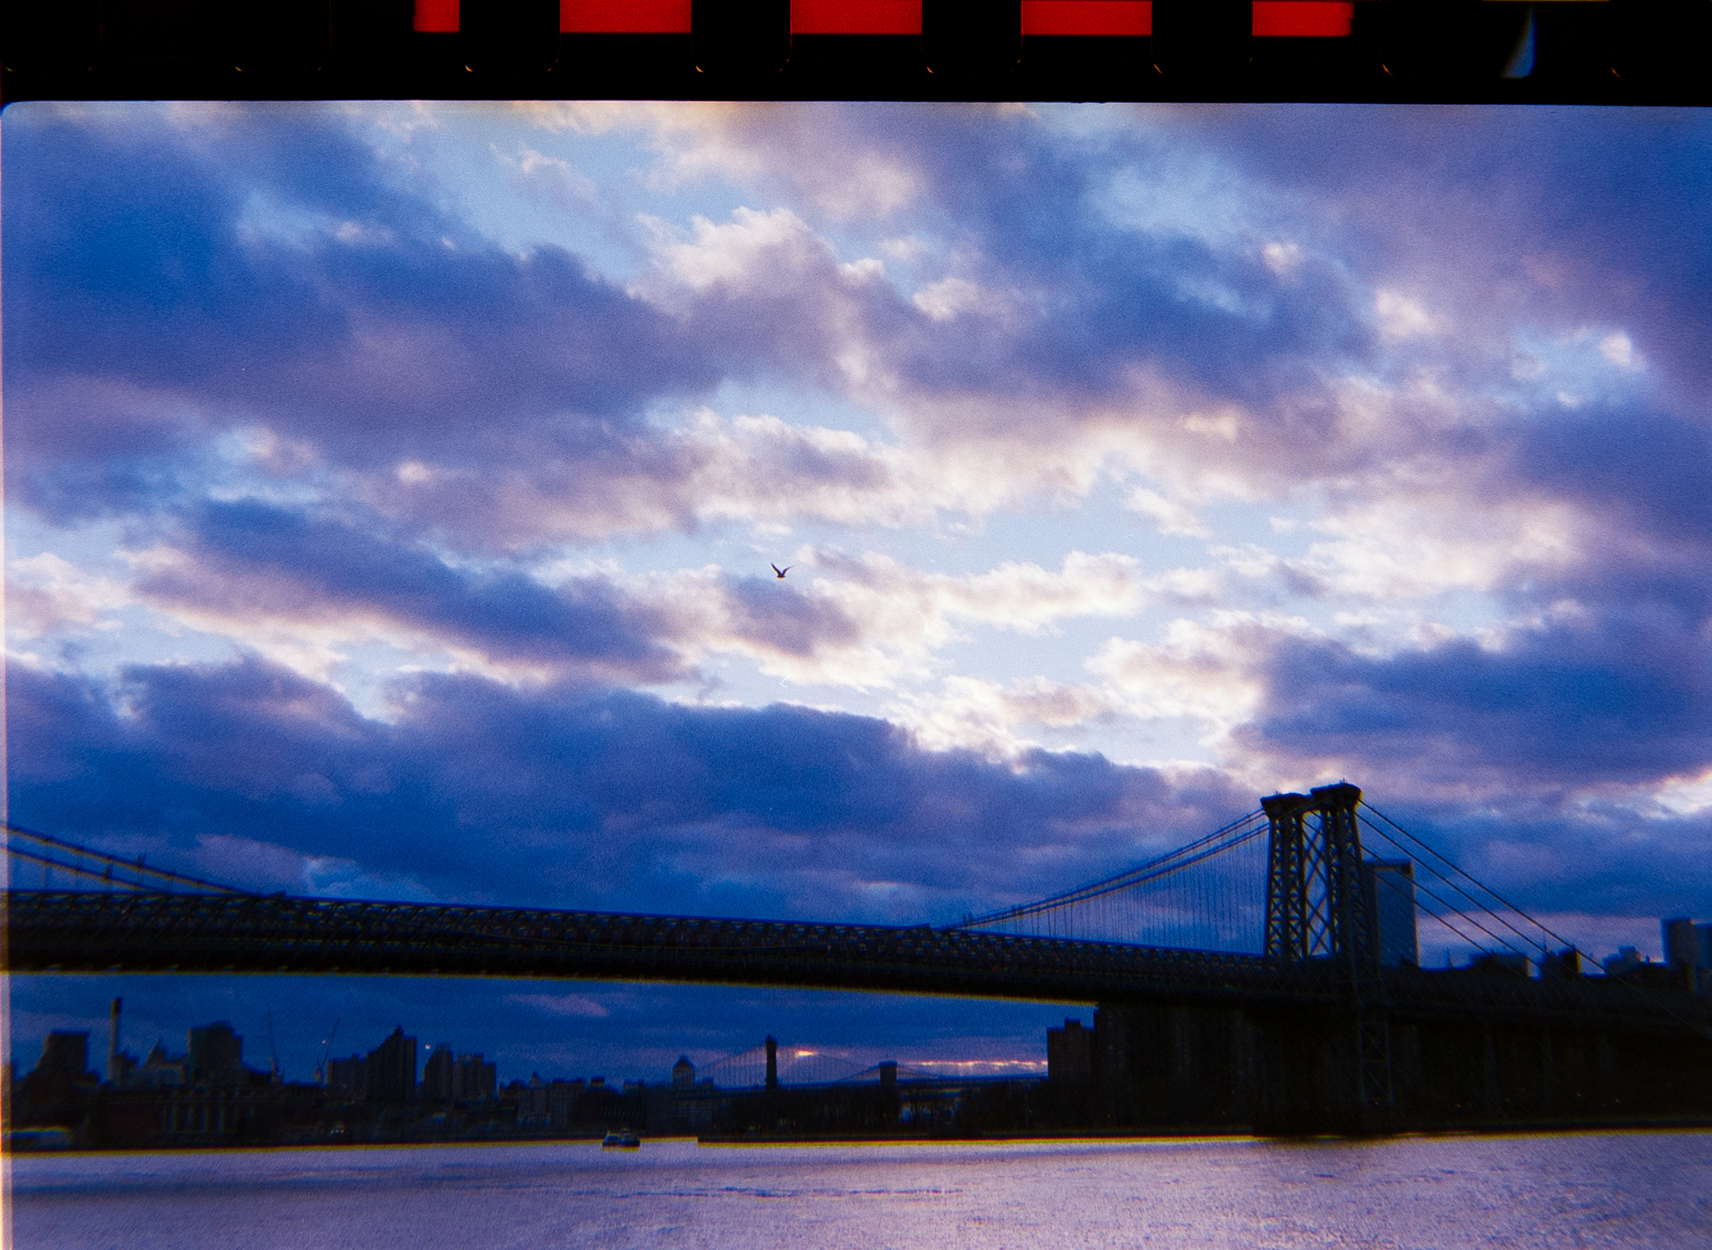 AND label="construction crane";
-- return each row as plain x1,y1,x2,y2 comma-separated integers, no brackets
265,1013,281,1084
